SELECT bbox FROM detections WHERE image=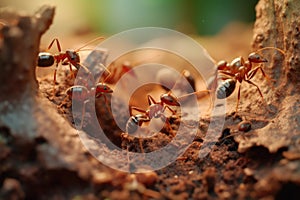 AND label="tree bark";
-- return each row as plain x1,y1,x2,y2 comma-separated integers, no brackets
235,0,300,153
236,1,300,197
